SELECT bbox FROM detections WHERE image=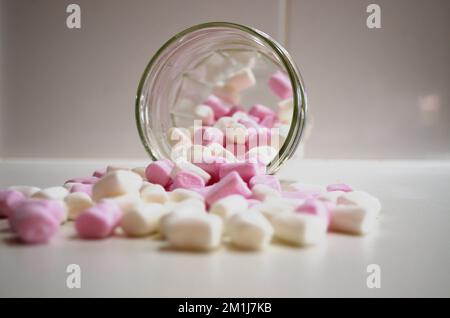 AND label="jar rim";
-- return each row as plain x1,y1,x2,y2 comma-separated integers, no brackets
135,21,307,173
